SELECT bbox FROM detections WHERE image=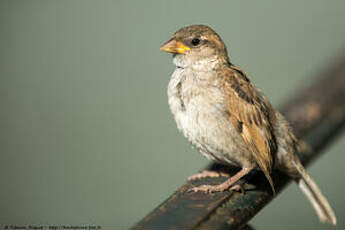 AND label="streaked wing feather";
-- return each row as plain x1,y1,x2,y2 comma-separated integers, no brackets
224,65,277,193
